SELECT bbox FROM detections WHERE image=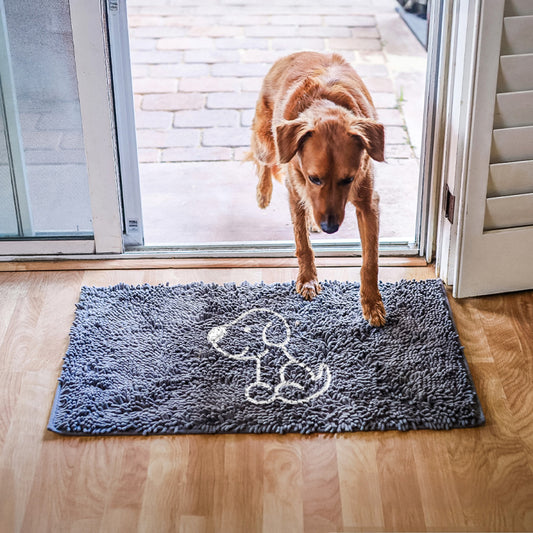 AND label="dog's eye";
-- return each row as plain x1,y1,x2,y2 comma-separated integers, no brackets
340,176,355,185
308,175,322,185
